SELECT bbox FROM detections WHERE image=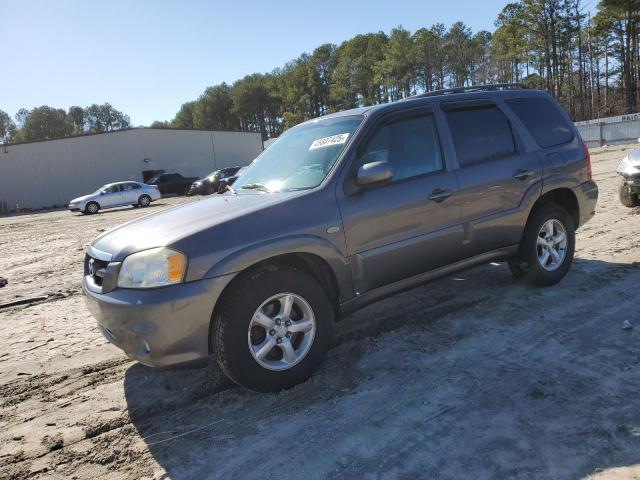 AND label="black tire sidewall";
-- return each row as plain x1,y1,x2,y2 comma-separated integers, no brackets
519,203,575,286
213,267,333,392
619,181,640,207
85,202,99,214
